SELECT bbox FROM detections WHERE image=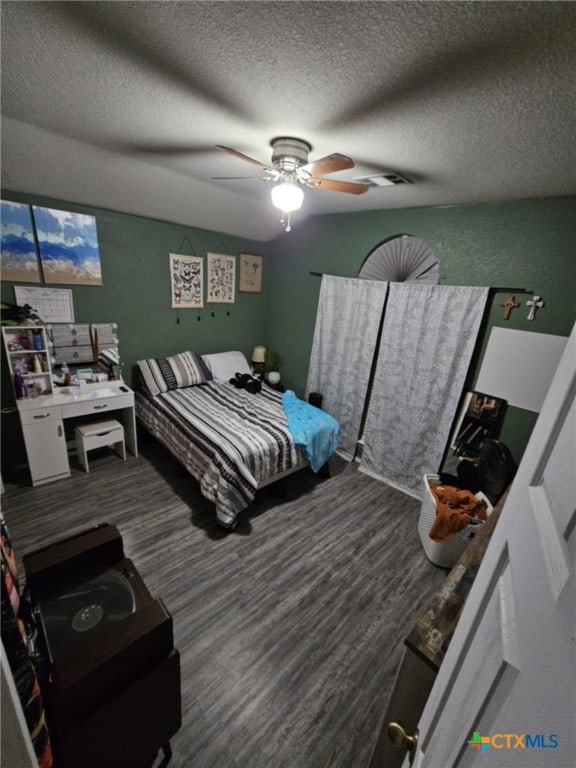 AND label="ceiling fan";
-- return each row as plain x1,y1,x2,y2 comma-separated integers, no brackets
213,137,369,231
